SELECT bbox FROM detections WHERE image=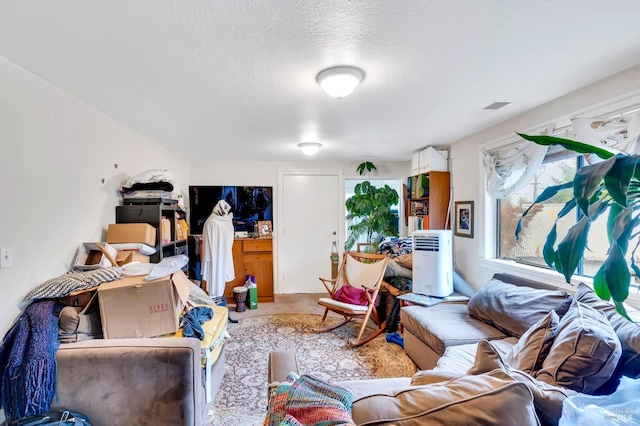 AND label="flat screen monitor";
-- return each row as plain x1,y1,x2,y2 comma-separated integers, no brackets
188,186,273,234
